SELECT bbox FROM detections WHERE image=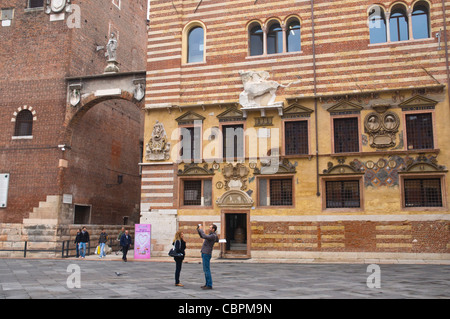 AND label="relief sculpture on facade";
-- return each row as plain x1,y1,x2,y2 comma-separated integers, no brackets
145,121,170,161
238,70,299,117
364,110,400,149
45,0,70,14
